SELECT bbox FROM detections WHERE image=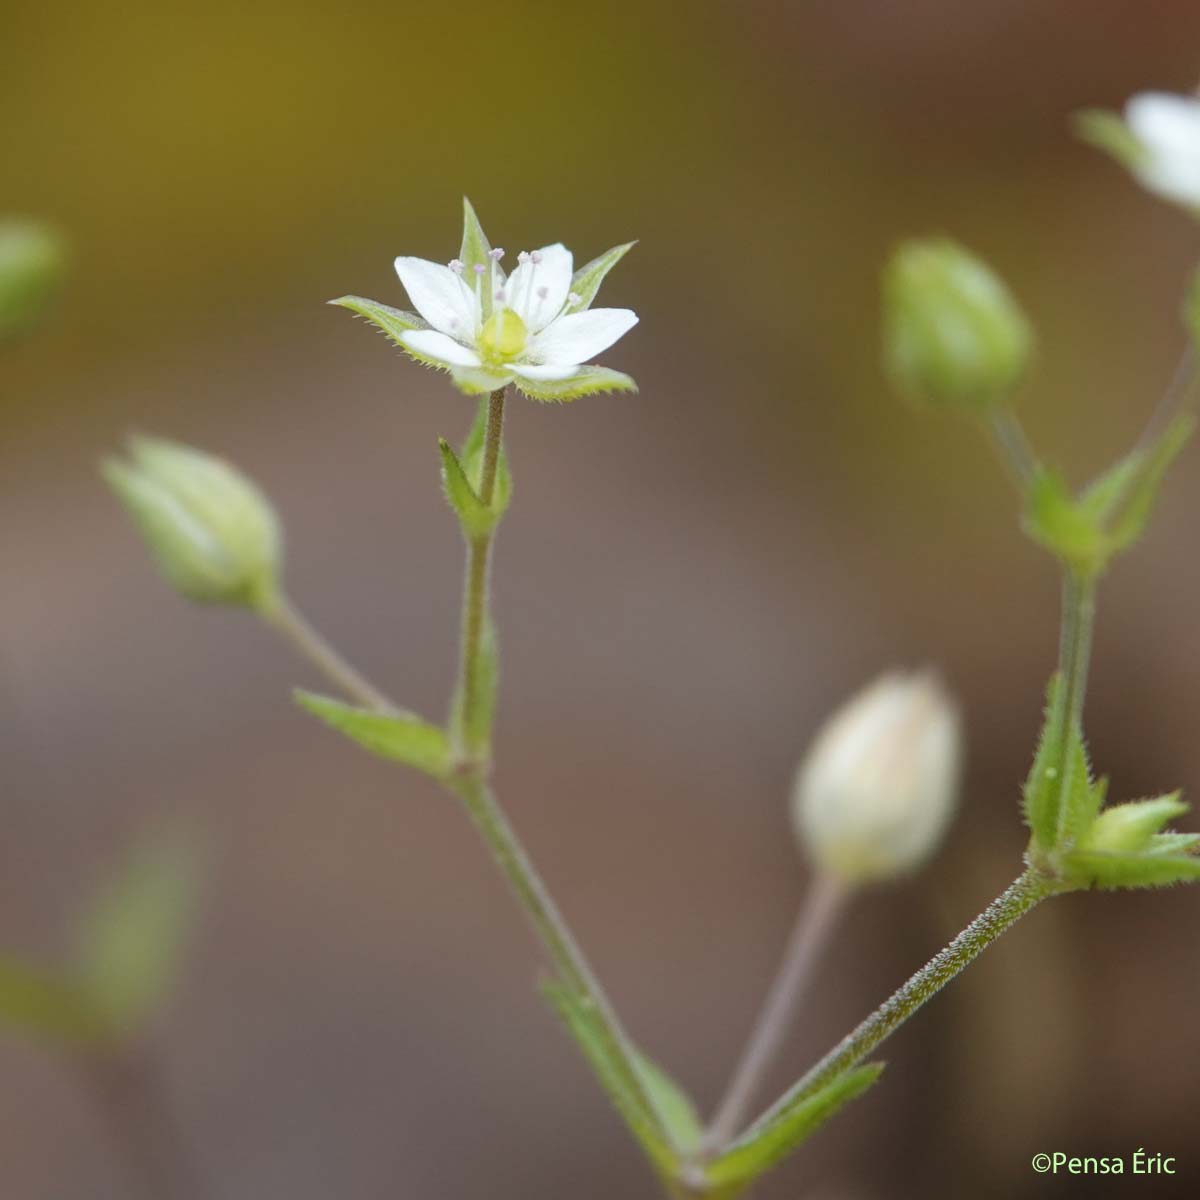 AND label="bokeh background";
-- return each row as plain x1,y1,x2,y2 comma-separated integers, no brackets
5,1,1200,1196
